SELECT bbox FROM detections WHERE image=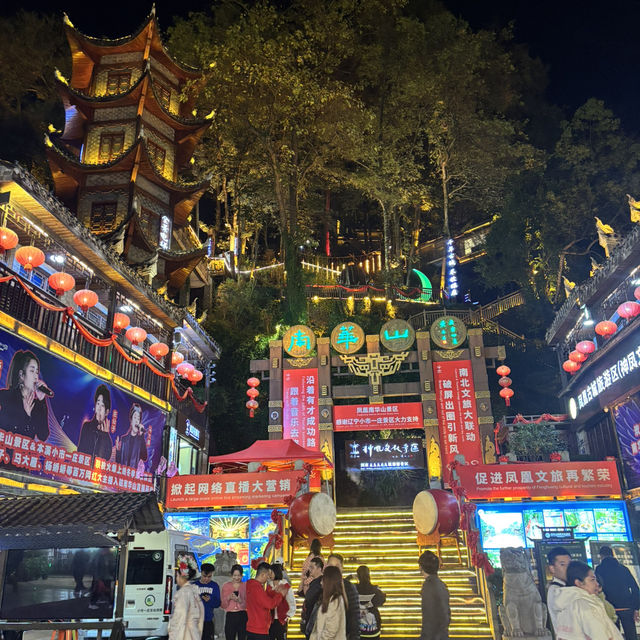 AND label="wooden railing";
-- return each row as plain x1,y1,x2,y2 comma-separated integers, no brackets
0,263,171,401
